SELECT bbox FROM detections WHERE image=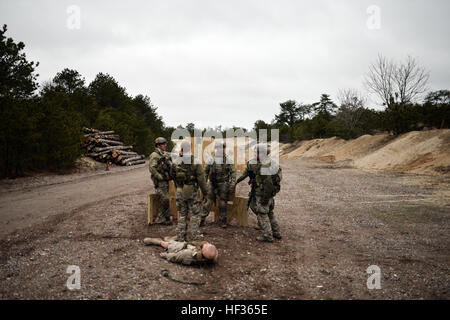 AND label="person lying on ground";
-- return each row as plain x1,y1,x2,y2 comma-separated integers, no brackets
143,236,218,265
